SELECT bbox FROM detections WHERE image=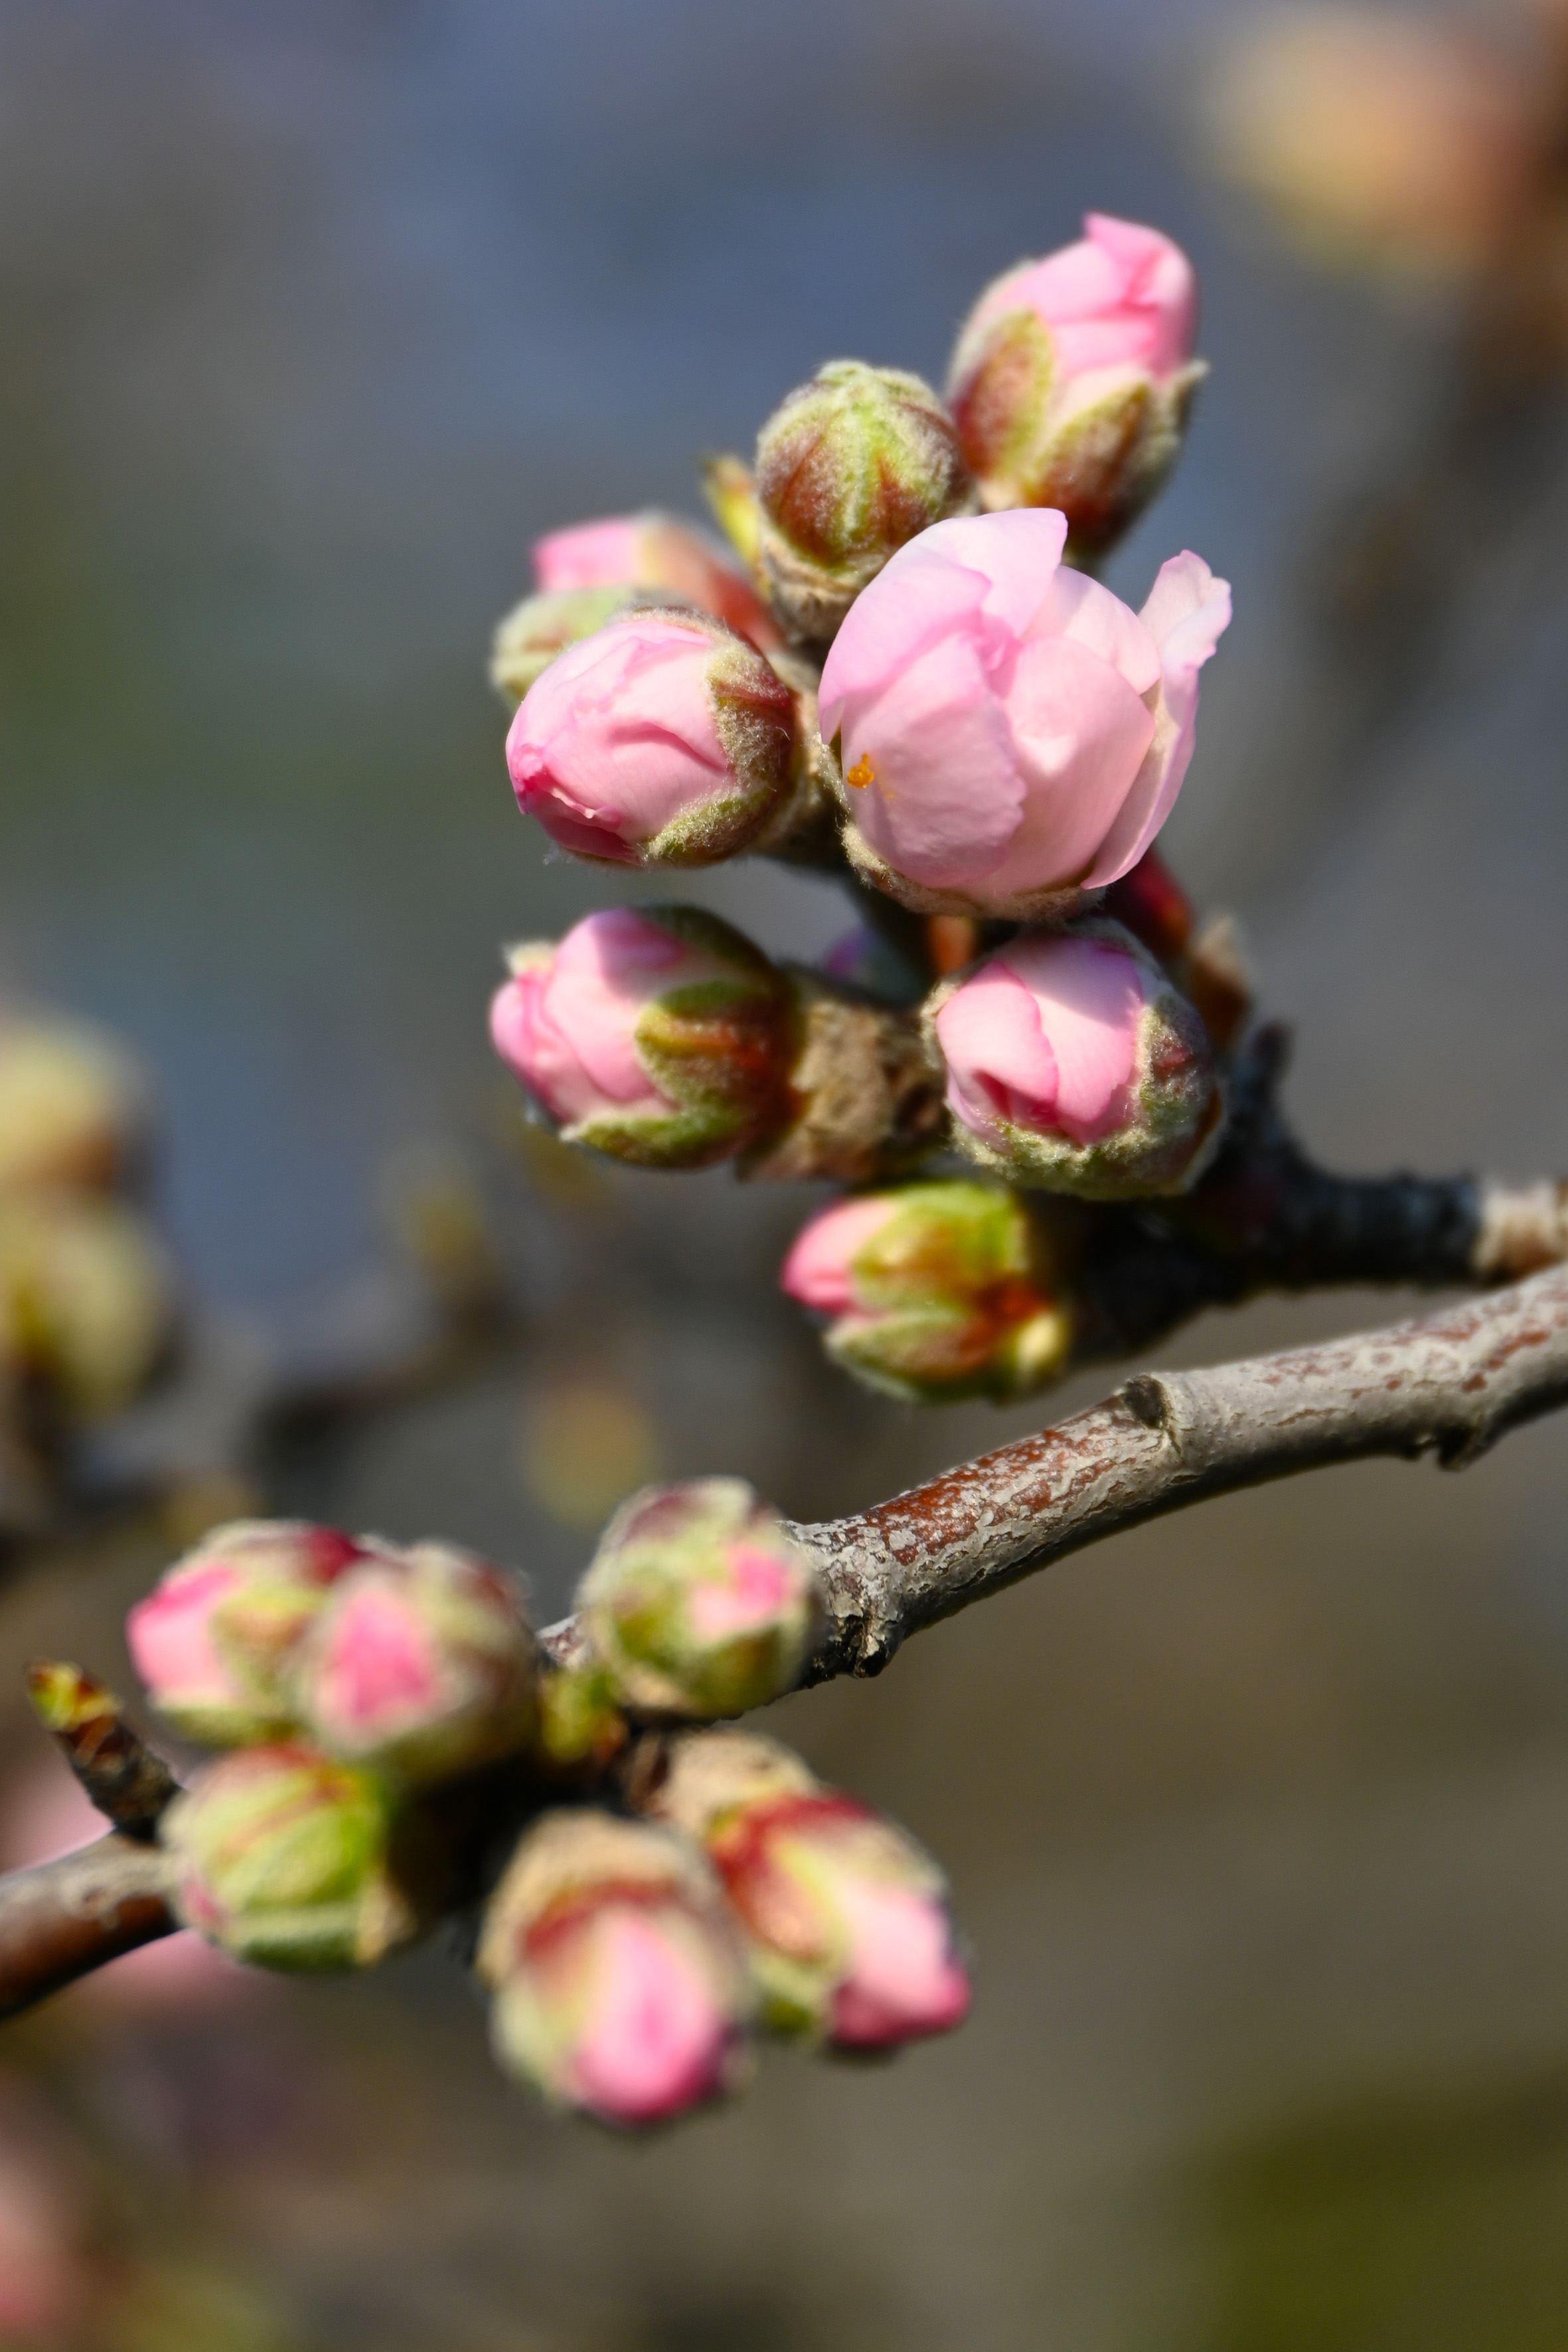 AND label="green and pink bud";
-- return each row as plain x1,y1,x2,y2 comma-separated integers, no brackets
929,919,1222,1198
781,1179,1073,1403
489,907,793,1171
505,608,803,868
477,1809,752,2127
576,1477,821,1718
288,1541,538,1788
161,1745,420,1971
126,1520,368,1747
948,212,1206,557
652,1731,971,2050
754,360,974,645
